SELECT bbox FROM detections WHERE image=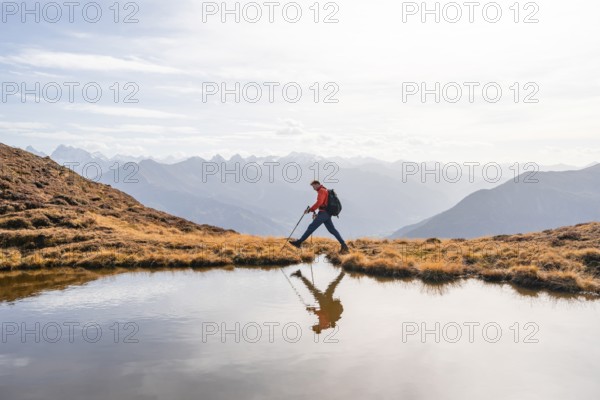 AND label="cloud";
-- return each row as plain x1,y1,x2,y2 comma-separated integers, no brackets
155,85,204,95
0,121,50,130
64,104,187,119
0,49,180,74
69,123,200,135
7,130,86,141
276,119,305,136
